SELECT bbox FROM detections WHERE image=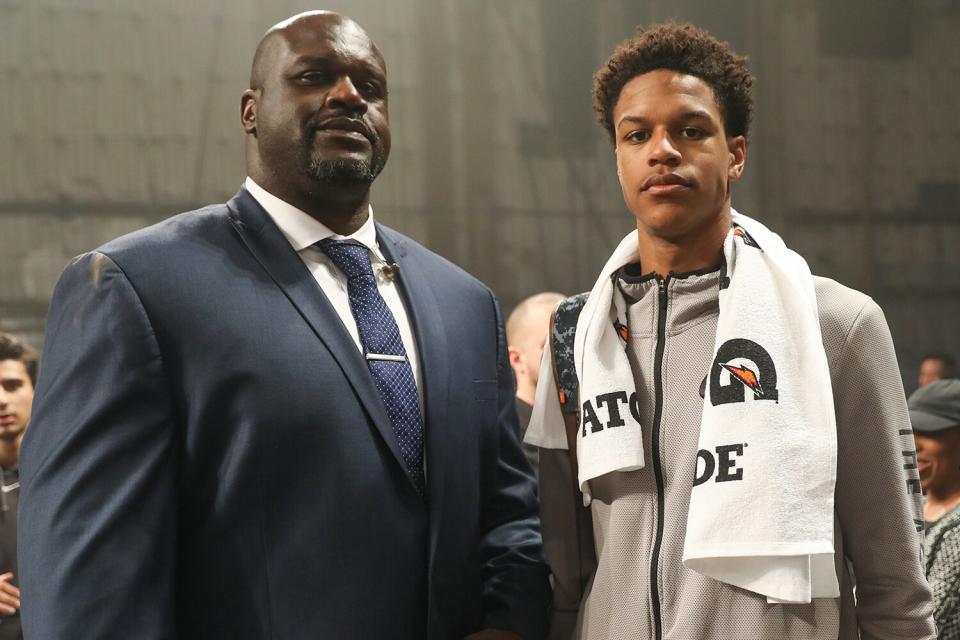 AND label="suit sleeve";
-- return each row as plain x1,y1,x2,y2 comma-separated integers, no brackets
478,294,552,639
18,252,178,640
831,299,936,639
